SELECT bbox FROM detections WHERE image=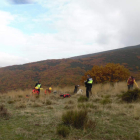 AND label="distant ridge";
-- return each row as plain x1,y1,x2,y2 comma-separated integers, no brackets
70,45,140,59
0,44,140,92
